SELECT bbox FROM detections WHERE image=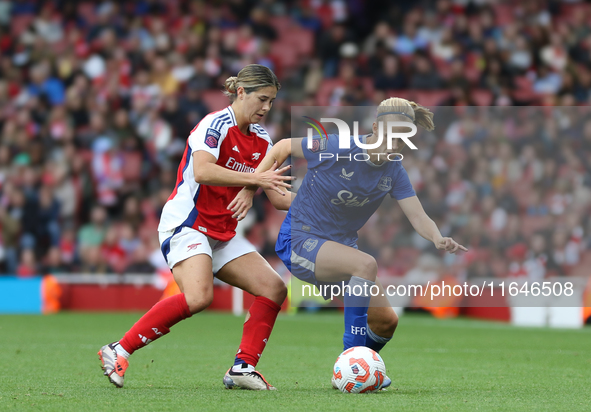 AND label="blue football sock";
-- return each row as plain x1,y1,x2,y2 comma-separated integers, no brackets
365,325,391,353
343,276,374,350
